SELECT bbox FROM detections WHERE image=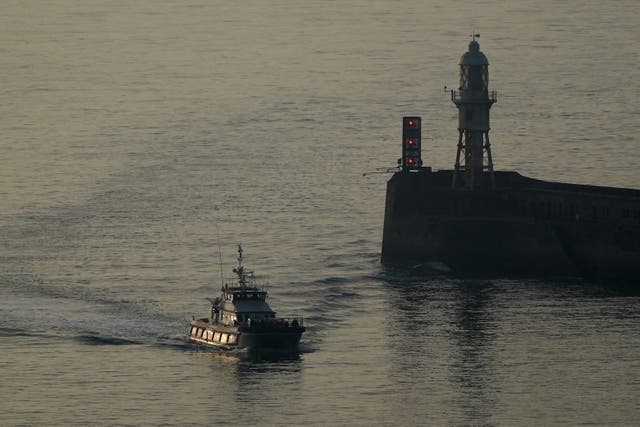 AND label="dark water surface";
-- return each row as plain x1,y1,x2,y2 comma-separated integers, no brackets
2,1,639,425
